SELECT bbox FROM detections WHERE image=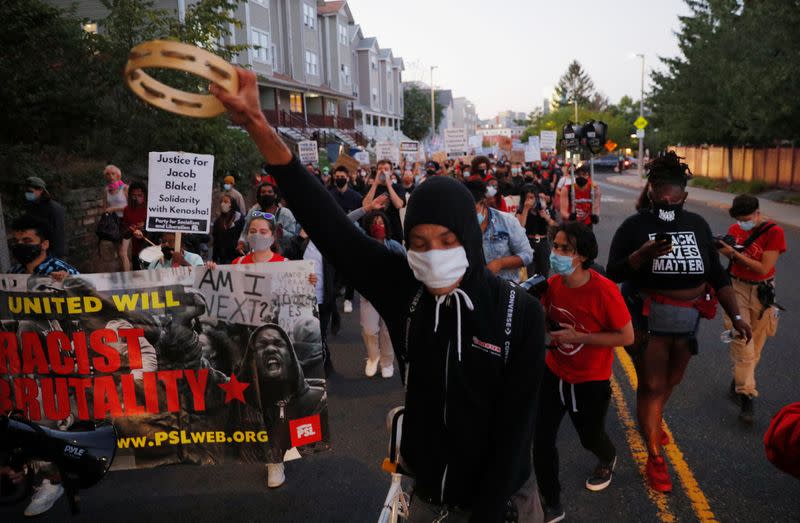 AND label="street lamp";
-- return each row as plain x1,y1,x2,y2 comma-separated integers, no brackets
636,53,645,176
430,65,438,143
